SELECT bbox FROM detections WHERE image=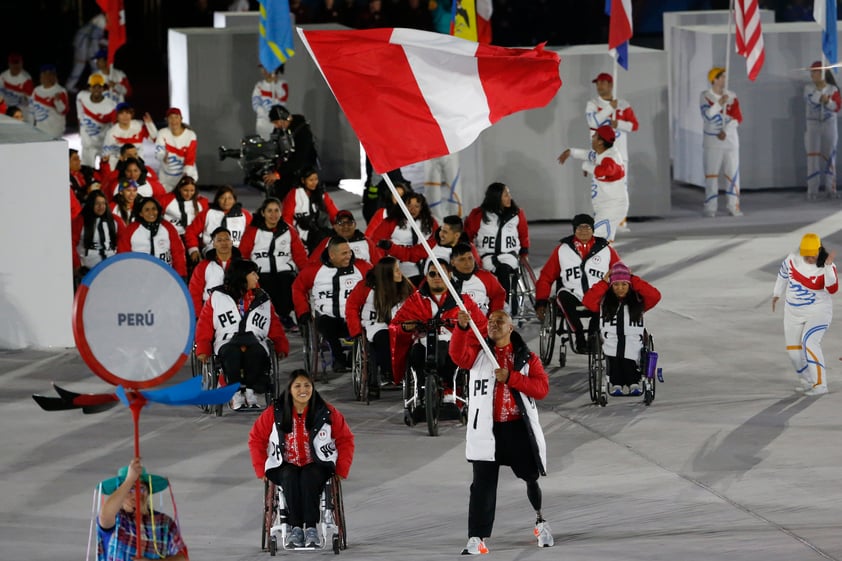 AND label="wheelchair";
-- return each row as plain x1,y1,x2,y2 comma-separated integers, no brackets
508,257,539,326
538,292,598,369
199,348,281,416
261,474,347,555
639,330,663,406
350,331,380,404
300,313,353,383
401,318,470,436
587,329,607,407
